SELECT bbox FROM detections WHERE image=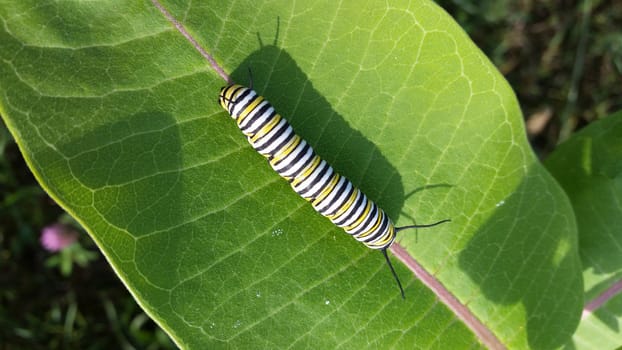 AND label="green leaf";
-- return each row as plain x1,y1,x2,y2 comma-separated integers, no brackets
545,113,622,349
0,0,583,348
